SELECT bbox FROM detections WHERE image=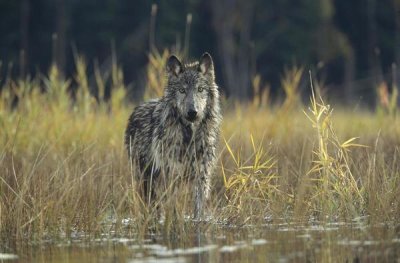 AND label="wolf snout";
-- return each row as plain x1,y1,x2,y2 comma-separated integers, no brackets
186,109,198,122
